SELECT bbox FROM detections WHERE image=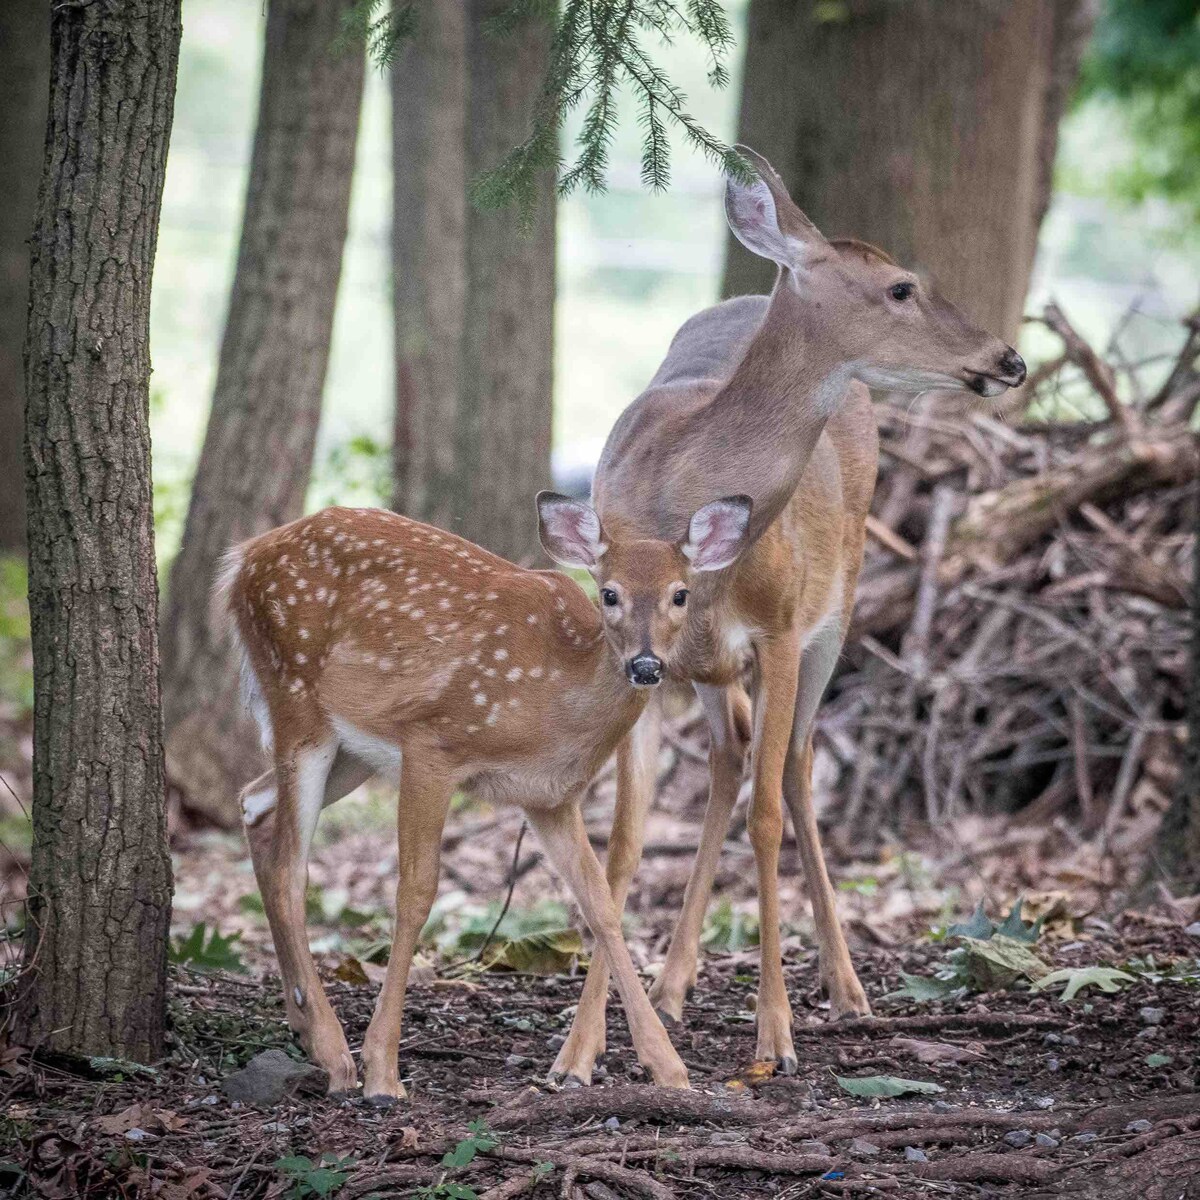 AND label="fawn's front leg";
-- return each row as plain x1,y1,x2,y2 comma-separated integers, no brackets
551,702,661,1086
530,800,688,1089
245,735,357,1093
360,757,452,1104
